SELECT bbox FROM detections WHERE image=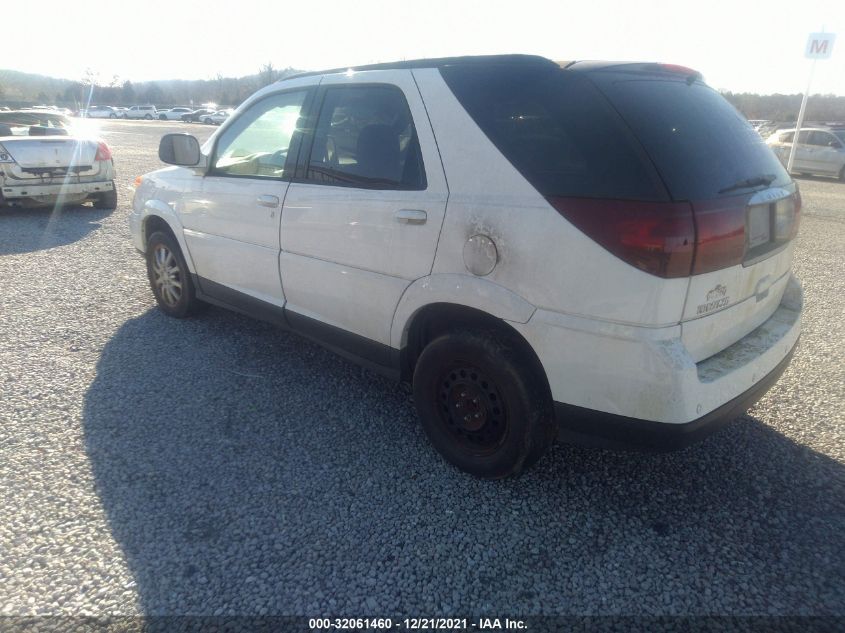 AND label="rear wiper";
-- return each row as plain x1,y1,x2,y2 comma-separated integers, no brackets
718,175,776,194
